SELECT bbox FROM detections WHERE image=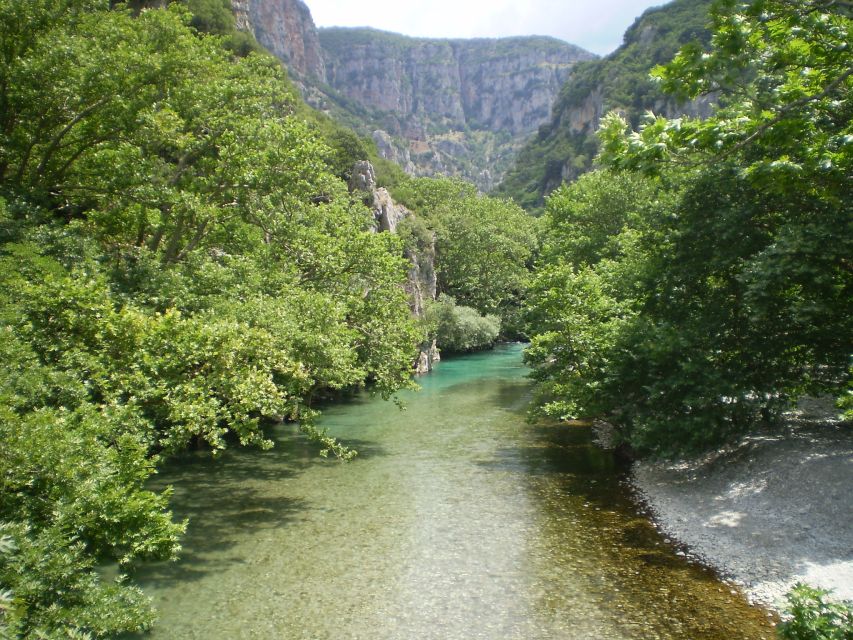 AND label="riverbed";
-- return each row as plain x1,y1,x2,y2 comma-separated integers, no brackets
129,344,776,639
